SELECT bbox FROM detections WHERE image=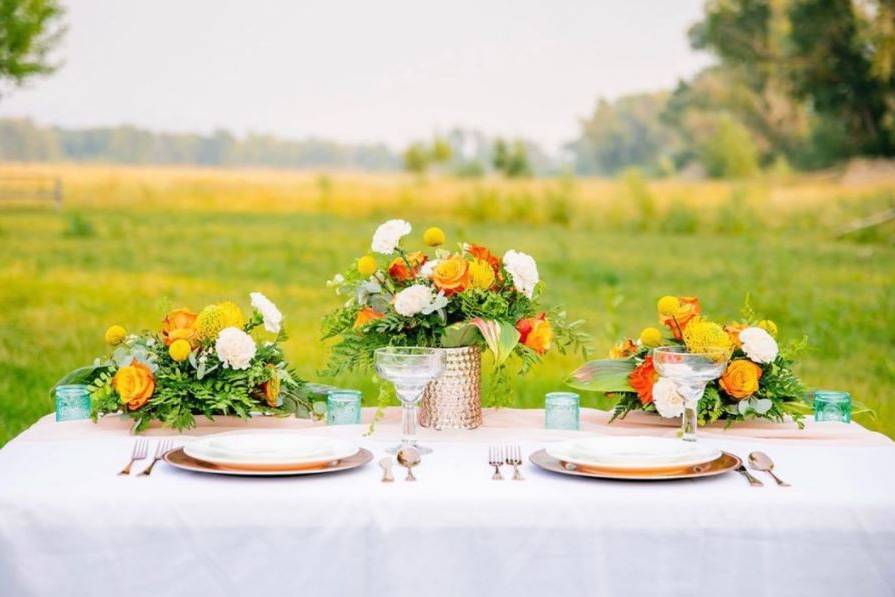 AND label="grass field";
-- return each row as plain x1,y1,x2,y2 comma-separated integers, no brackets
0,162,893,445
